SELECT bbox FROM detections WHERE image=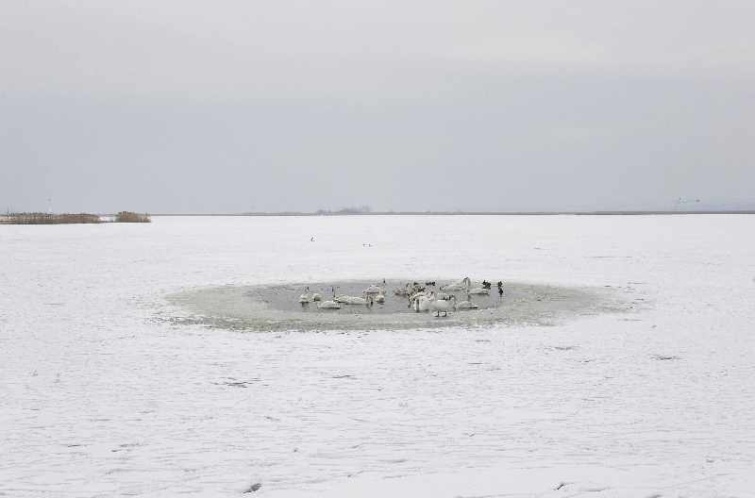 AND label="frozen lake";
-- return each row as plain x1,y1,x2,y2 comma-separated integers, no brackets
1,215,754,497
